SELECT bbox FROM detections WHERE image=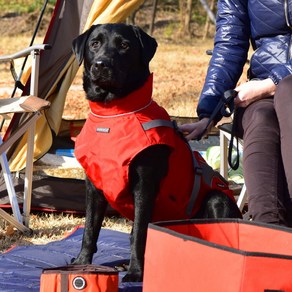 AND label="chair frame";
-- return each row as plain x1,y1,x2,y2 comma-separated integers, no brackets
219,127,247,211
0,44,50,232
